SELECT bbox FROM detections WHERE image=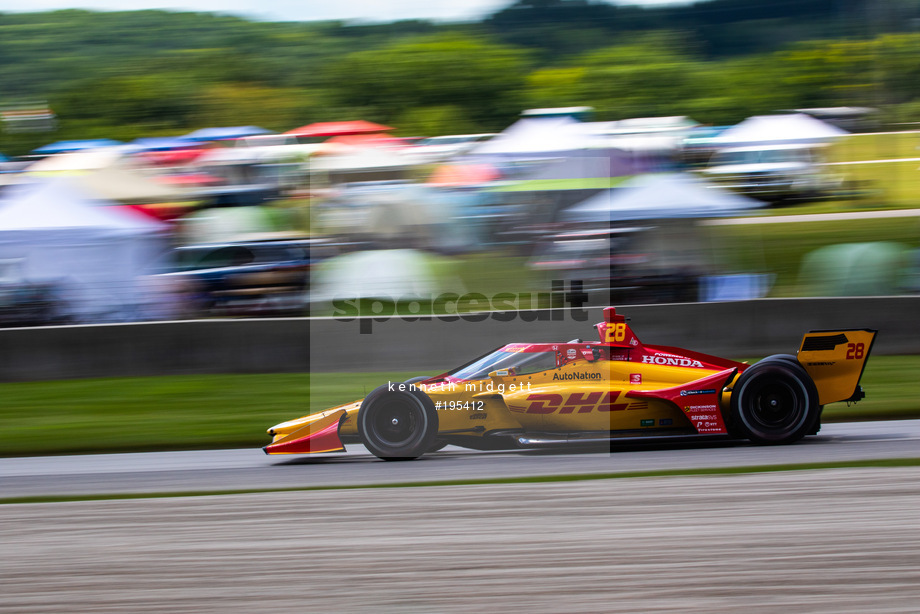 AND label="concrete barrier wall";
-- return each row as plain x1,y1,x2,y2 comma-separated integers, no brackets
0,319,309,382
0,298,917,382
